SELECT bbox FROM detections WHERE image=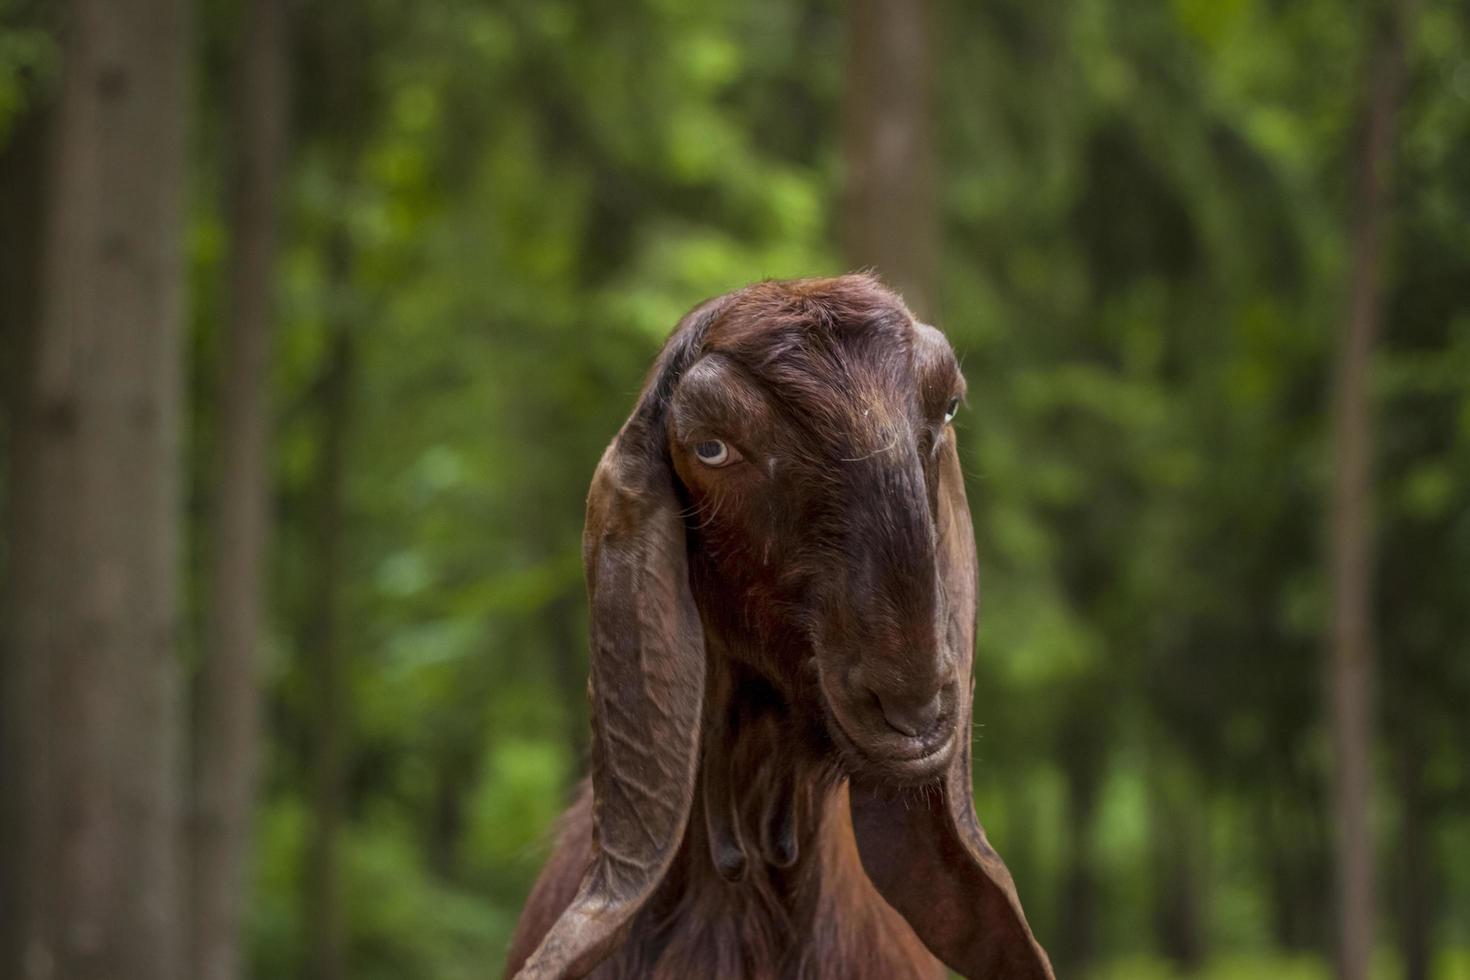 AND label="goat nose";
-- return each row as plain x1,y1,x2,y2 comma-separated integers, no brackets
875,690,942,738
